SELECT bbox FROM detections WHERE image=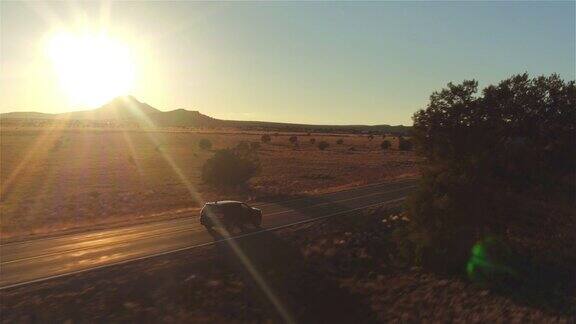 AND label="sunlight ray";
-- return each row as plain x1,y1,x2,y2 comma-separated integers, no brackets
121,97,203,205
1,117,71,201
205,214,296,324
110,105,145,178
120,97,294,321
